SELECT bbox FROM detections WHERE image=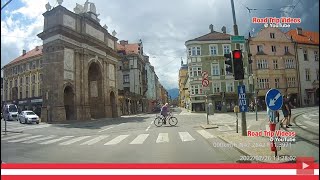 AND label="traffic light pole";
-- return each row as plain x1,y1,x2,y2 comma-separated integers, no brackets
231,0,247,136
